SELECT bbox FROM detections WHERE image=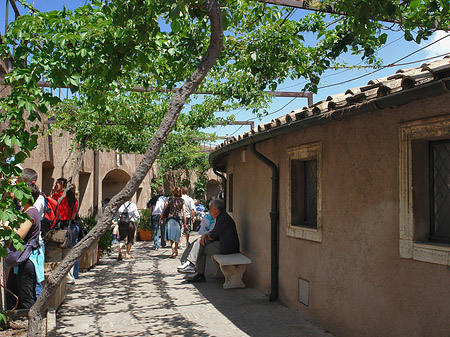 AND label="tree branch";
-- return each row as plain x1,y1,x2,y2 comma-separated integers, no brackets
27,1,223,335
